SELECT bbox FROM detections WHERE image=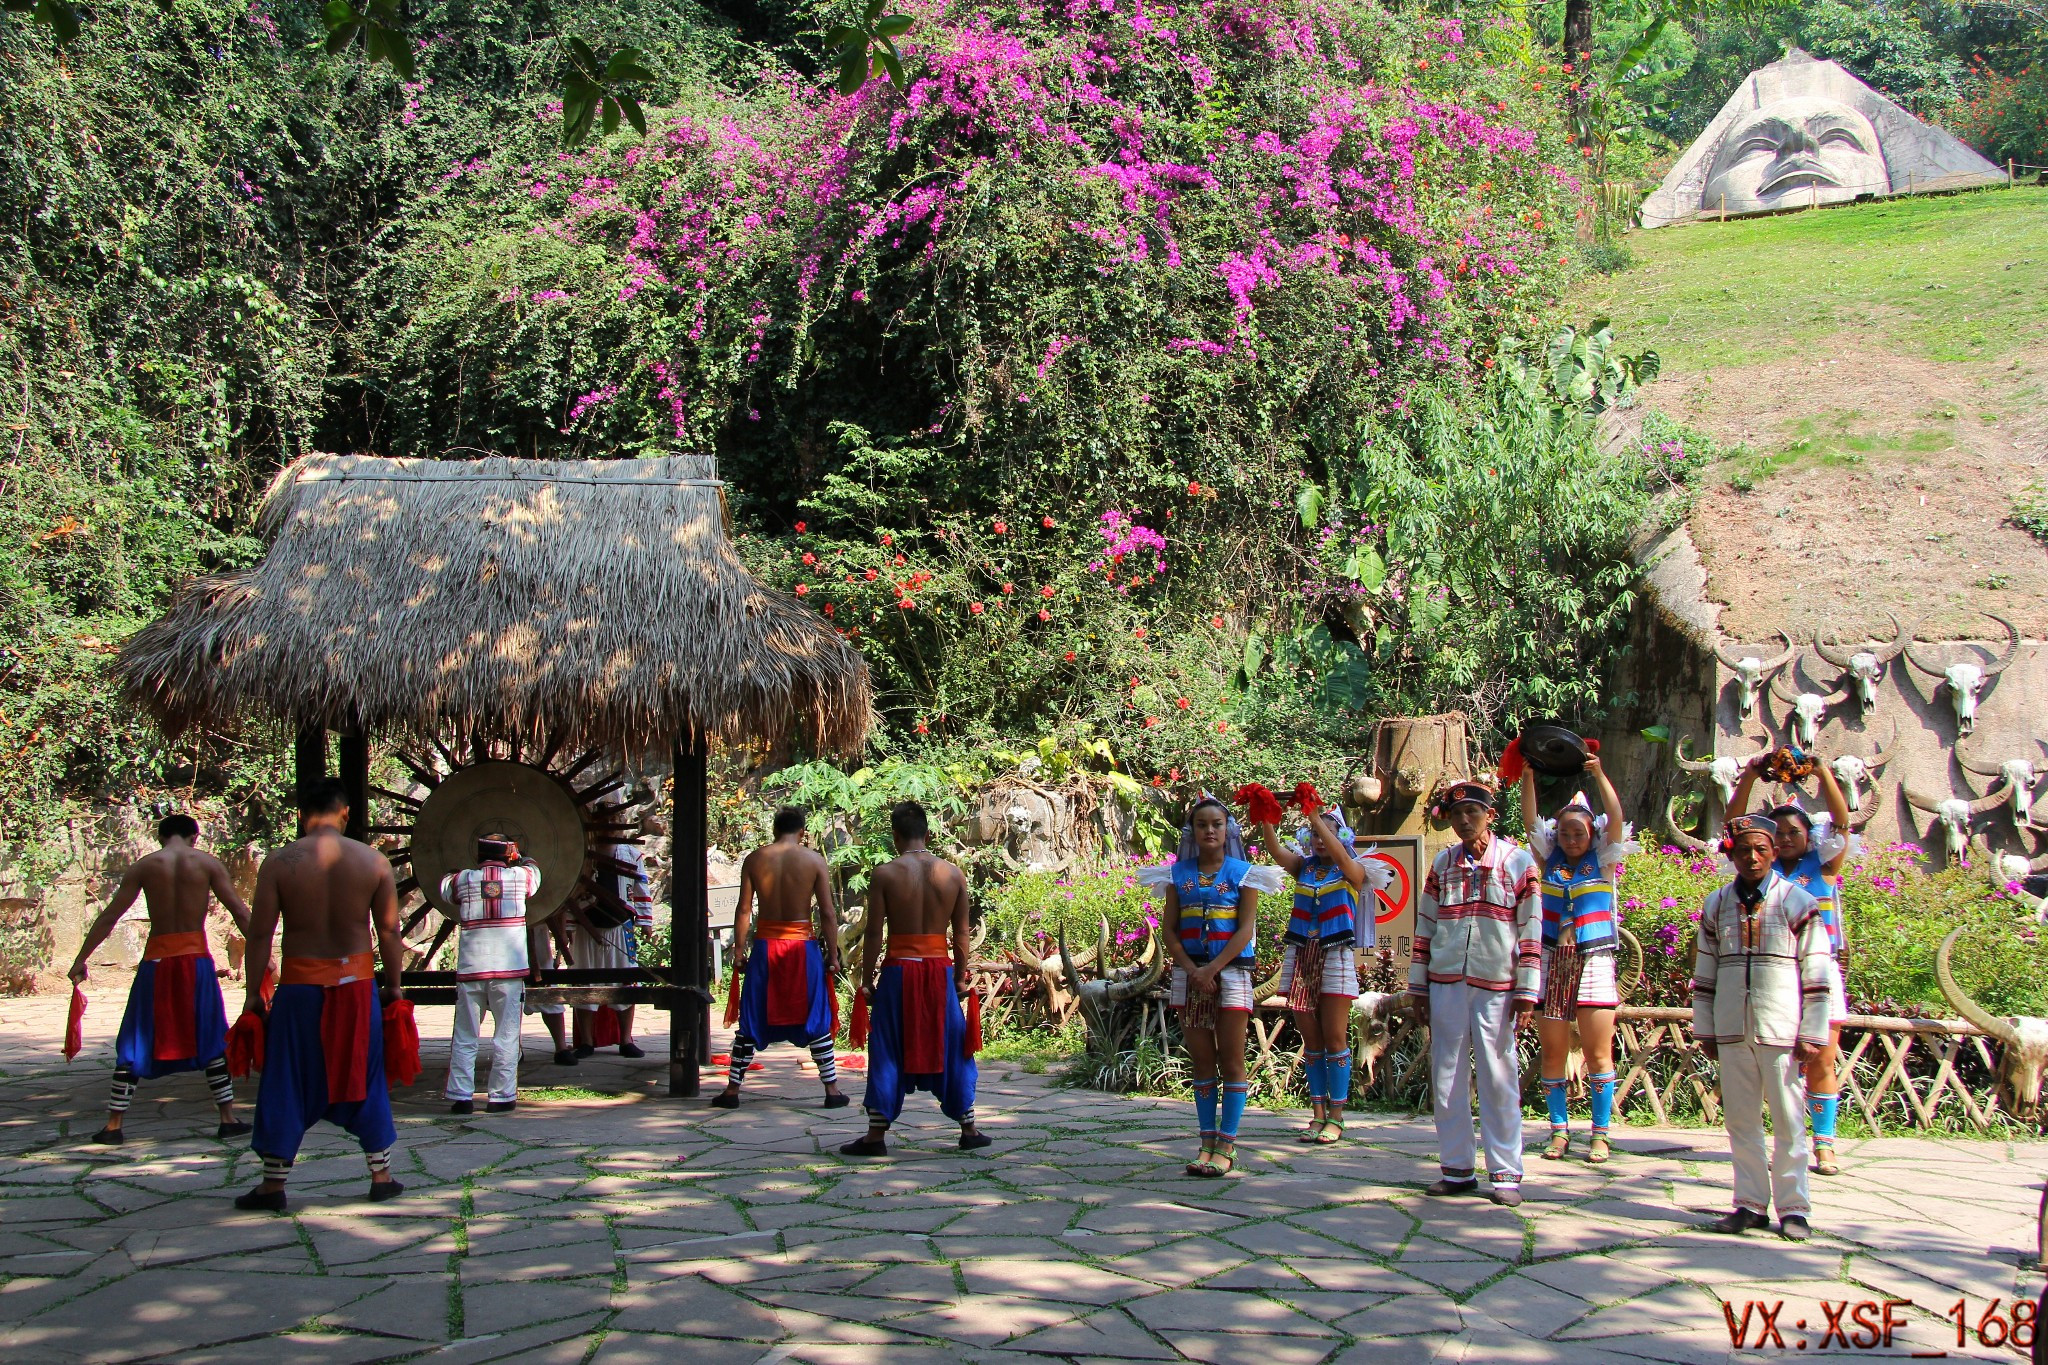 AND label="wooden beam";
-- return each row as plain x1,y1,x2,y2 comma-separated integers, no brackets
671,731,708,1097
293,727,326,835
339,731,370,843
